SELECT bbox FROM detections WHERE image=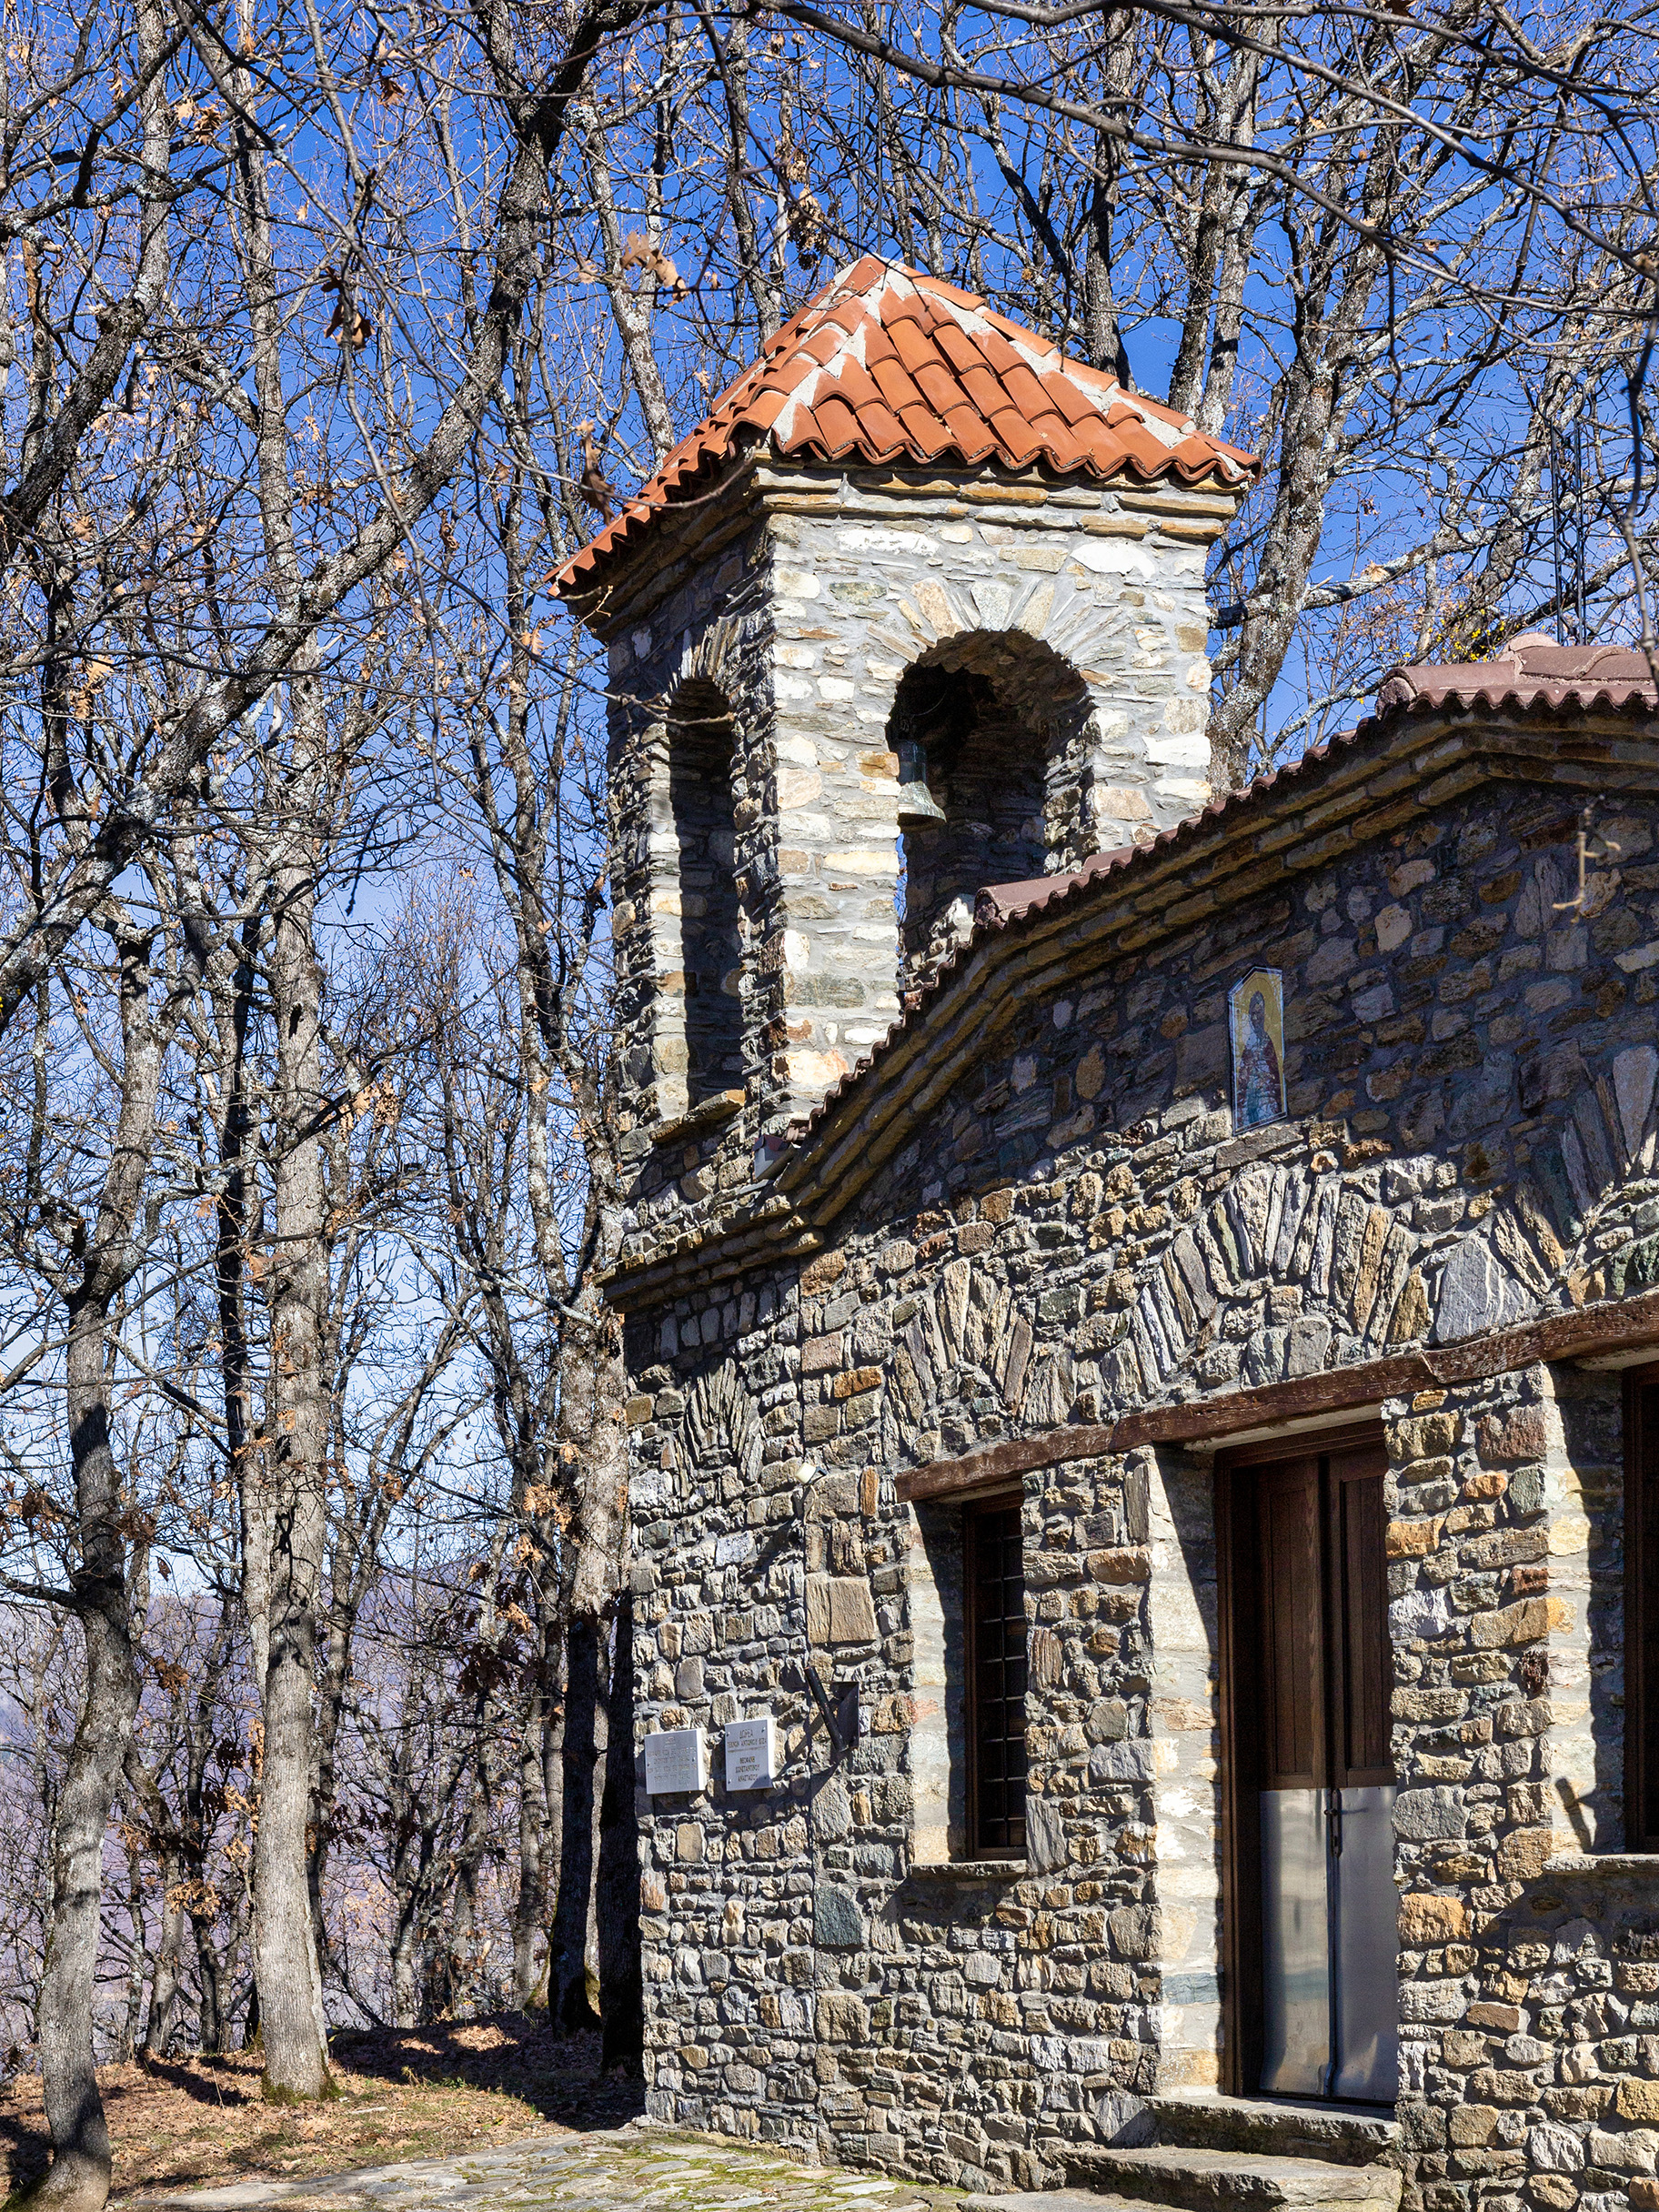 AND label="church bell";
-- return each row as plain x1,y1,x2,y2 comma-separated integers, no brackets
894,739,947,828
